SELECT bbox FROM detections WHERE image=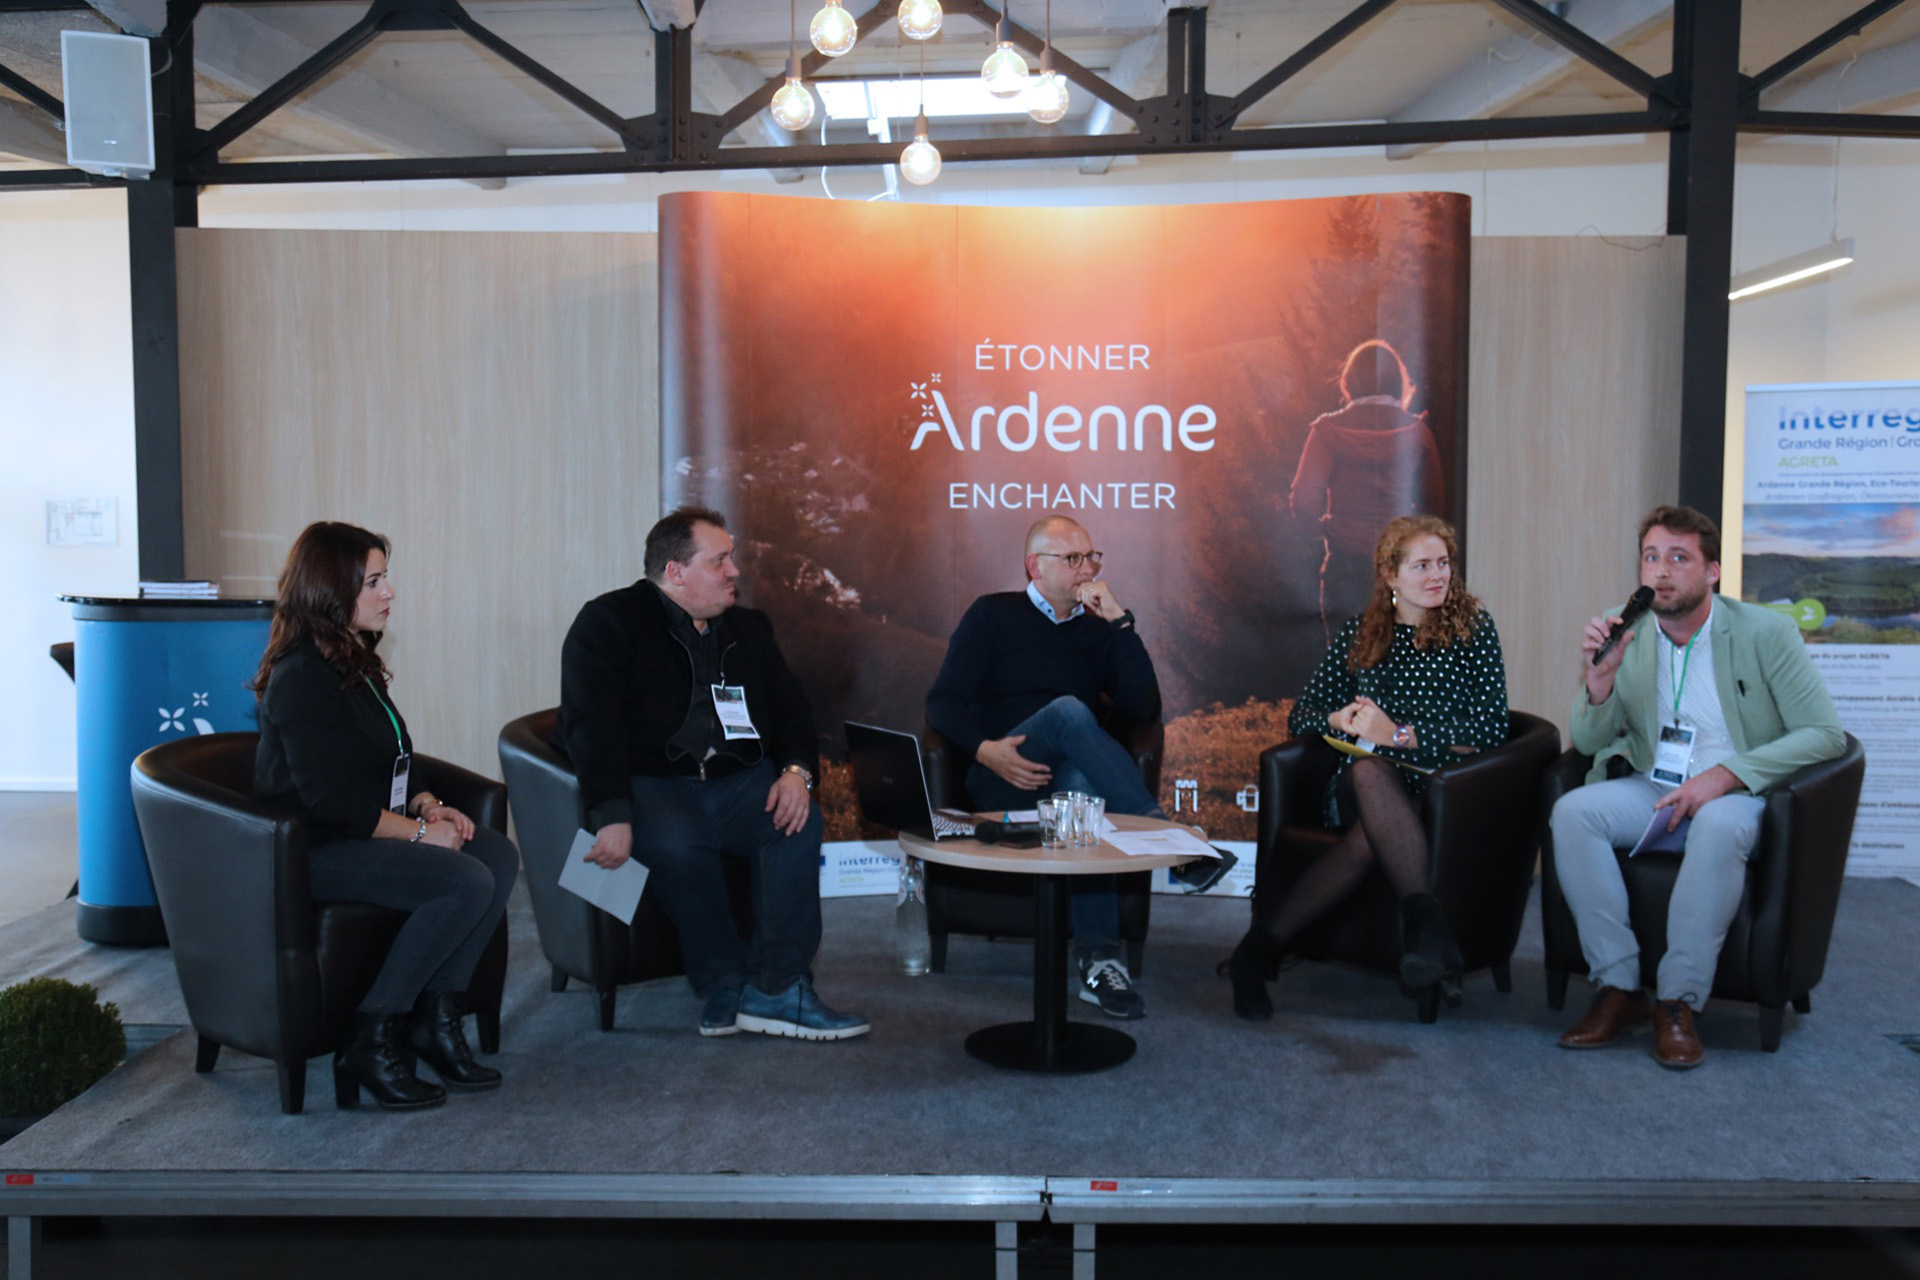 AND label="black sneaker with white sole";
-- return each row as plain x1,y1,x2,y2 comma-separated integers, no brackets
1077,956,1146,1020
